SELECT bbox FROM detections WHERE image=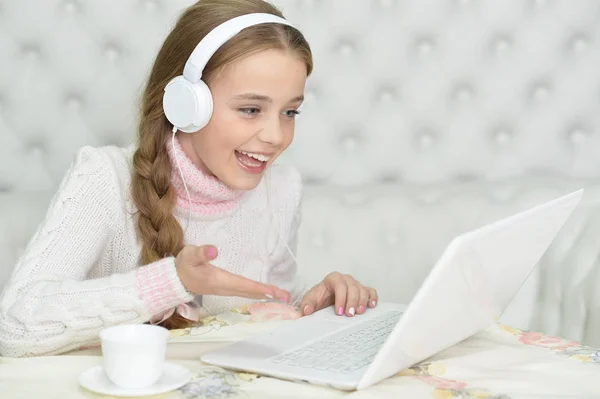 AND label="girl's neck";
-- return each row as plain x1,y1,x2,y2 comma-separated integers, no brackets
166,135,245,215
